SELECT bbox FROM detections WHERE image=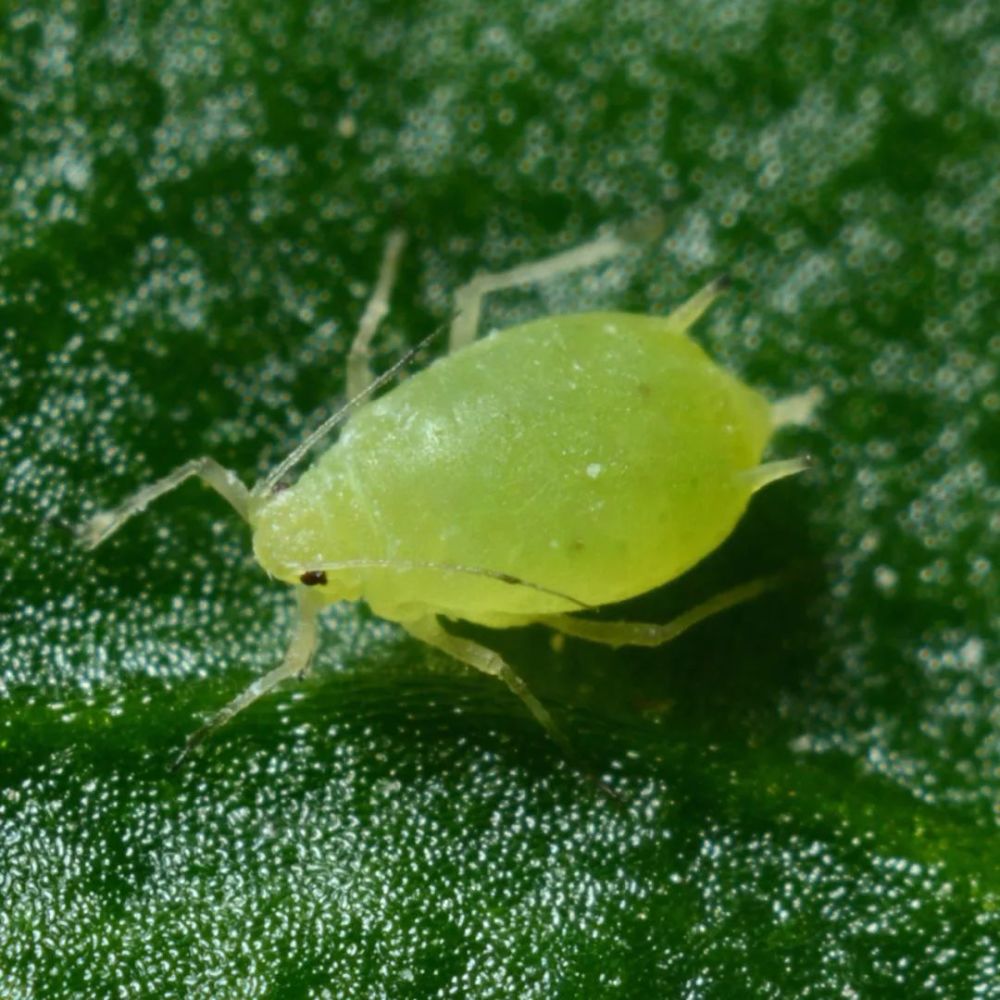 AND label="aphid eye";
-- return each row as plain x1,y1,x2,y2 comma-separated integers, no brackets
299,570,328,586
